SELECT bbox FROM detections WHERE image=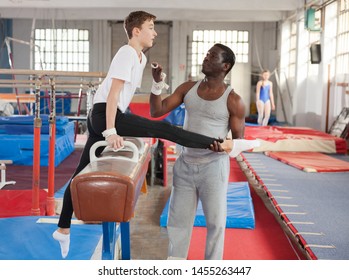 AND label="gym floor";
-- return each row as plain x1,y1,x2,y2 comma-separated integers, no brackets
130,180,172,260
